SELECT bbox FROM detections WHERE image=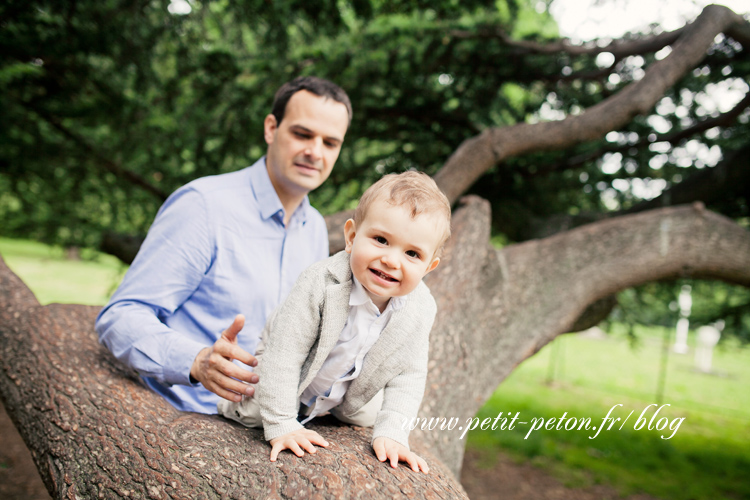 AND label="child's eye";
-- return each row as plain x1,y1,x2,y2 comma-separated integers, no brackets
374,236,387,245
406,250,420,258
